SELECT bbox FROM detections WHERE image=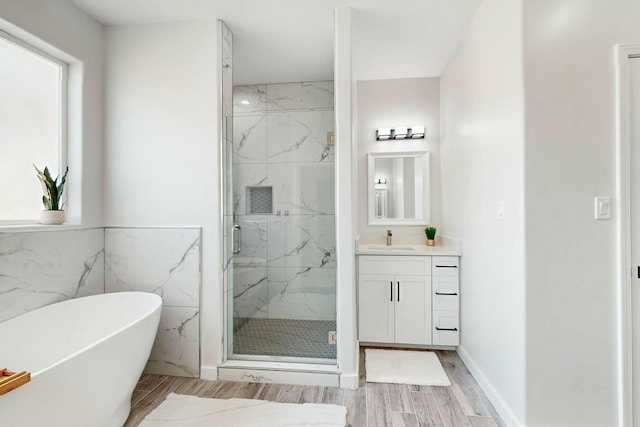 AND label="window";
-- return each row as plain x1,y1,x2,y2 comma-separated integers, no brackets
0,31,67,222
